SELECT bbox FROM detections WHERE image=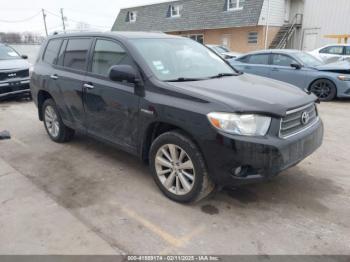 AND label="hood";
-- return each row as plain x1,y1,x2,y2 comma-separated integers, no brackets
167,74,316,117
315,60,350,74
0,59,30,71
